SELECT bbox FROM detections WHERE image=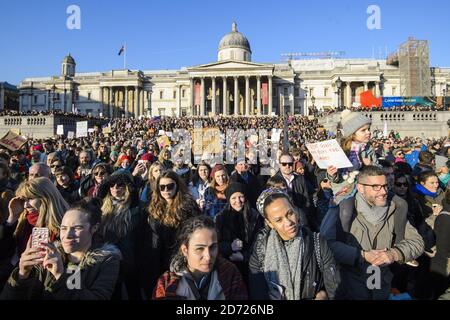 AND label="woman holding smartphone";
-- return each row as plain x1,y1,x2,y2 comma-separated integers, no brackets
1,199,121,300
